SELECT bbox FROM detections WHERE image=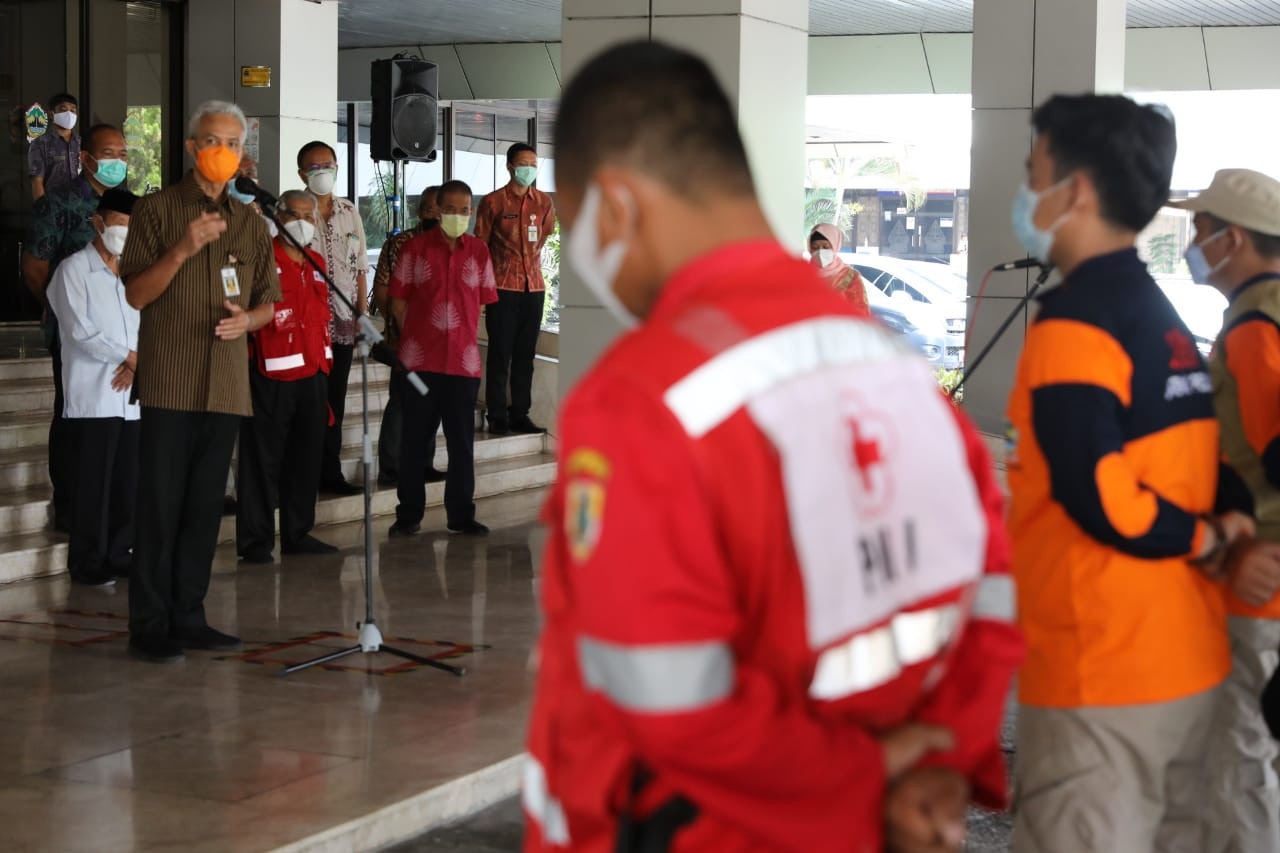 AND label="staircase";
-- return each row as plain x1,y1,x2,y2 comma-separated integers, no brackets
0,355,557,585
